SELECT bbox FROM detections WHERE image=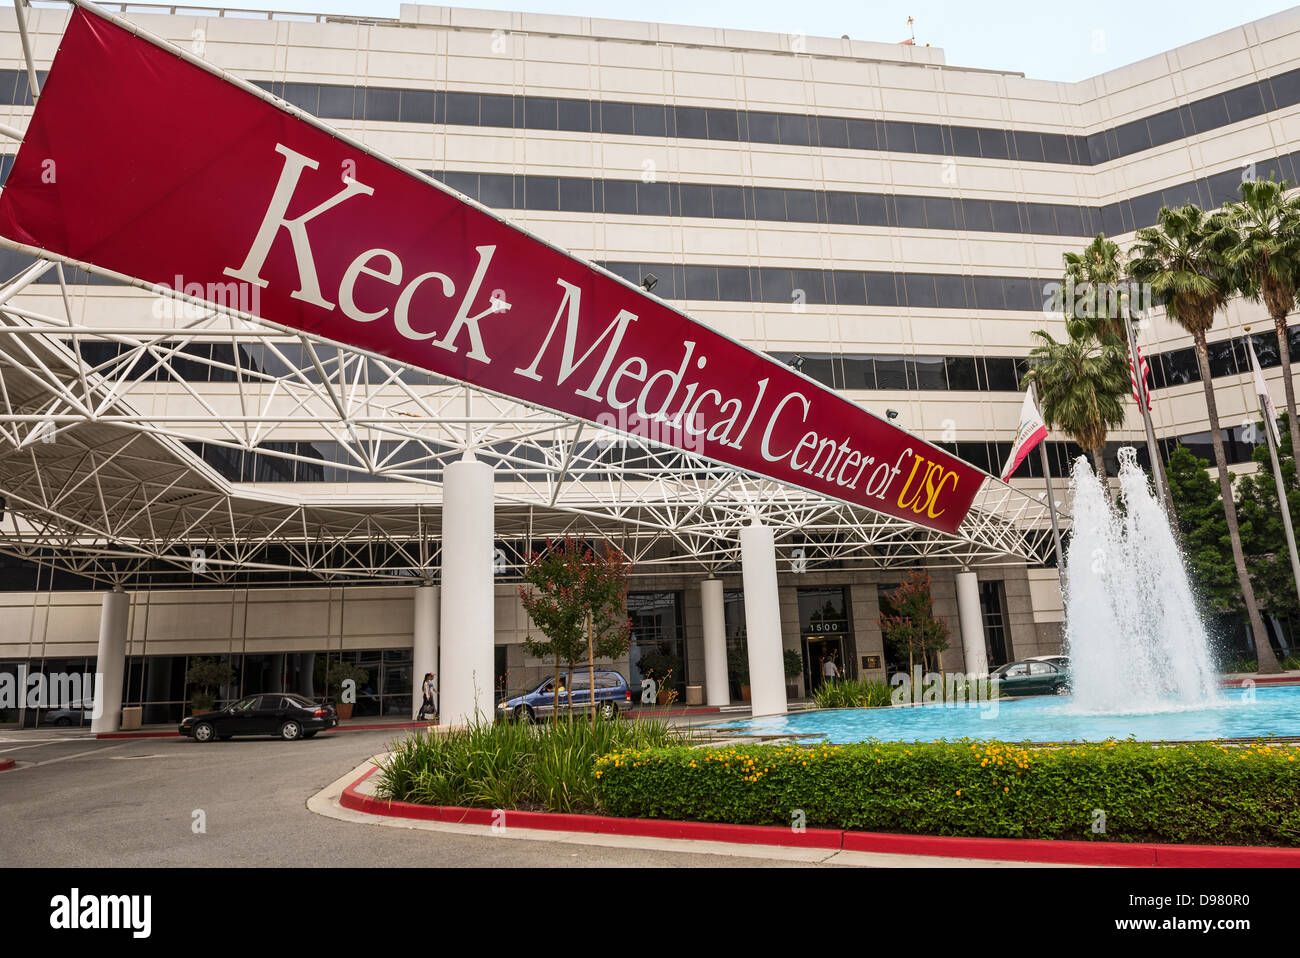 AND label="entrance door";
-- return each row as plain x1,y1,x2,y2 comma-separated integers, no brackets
802,635,845,693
